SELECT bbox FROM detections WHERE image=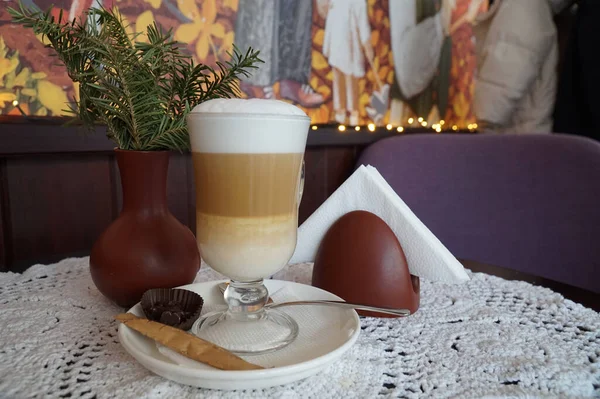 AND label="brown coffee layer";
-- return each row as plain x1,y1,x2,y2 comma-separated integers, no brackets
192,152,303,217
